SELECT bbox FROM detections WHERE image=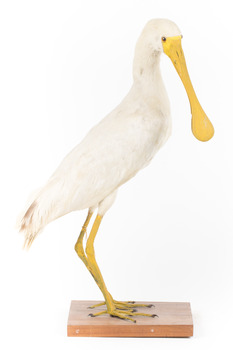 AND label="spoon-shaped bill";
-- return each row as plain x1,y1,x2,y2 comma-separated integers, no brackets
162,35,214,142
